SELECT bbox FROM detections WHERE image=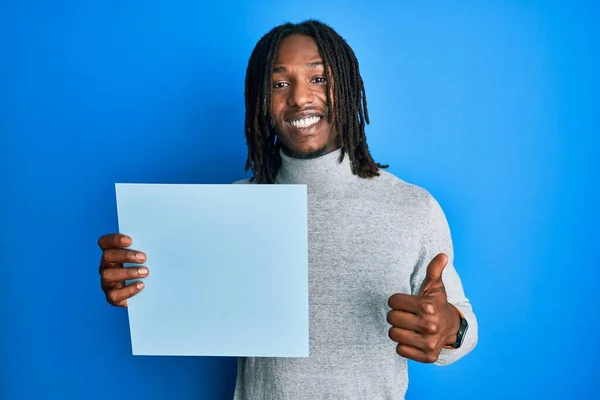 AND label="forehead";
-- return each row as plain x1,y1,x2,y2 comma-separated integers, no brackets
274,34,322,65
